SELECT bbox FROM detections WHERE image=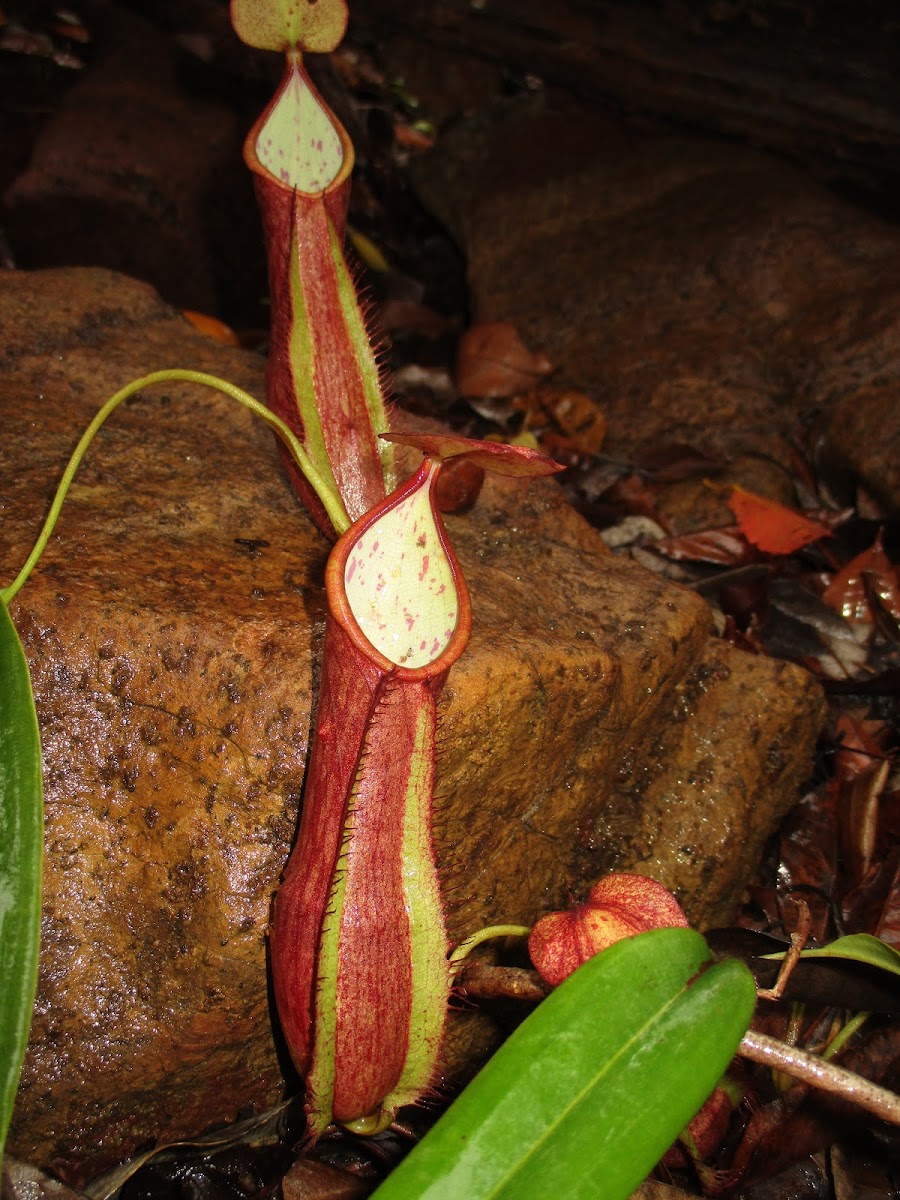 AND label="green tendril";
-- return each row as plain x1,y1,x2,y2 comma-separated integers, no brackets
448,924,532,980
1,368,350,605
